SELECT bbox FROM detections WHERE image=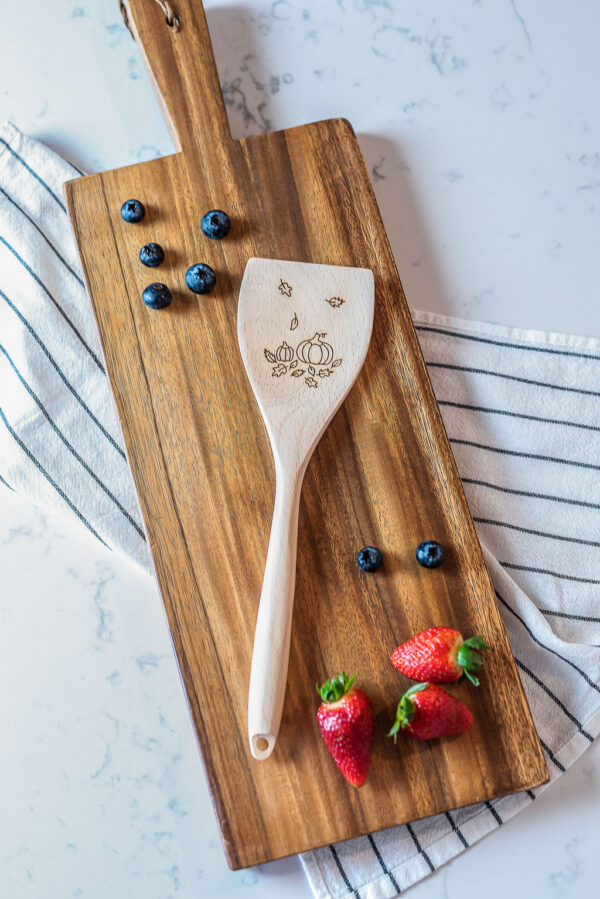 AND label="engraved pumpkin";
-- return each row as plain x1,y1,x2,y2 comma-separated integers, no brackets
276,340,294,363
296,332,334,366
